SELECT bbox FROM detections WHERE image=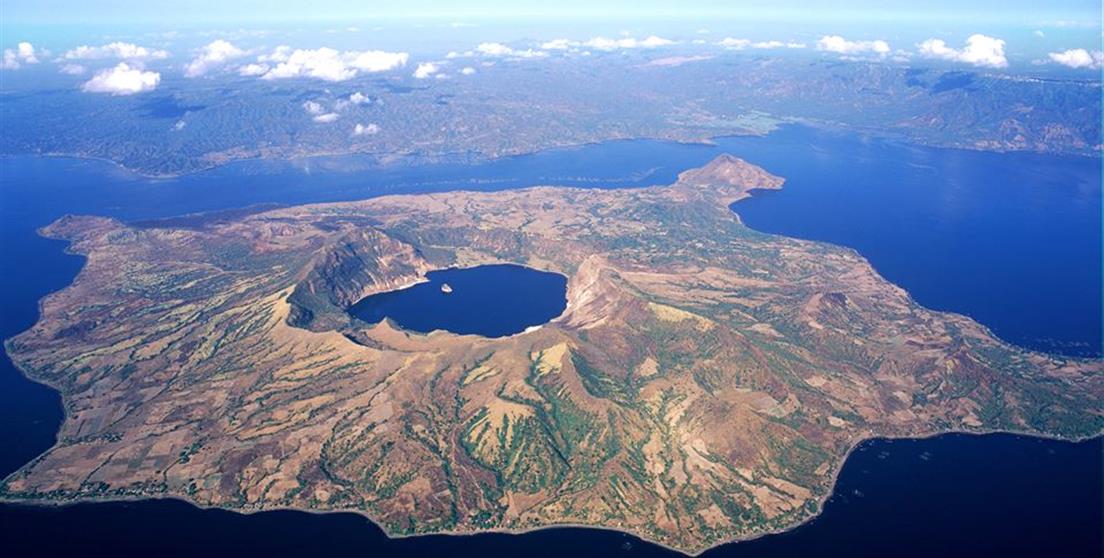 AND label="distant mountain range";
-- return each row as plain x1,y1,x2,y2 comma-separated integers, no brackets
1,56,1099,177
